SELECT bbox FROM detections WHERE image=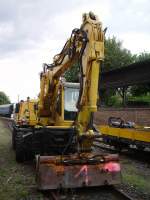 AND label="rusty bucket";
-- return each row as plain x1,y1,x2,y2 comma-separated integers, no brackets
36,153,121,190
